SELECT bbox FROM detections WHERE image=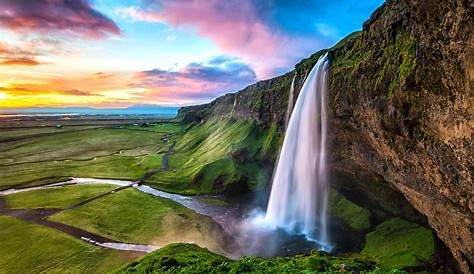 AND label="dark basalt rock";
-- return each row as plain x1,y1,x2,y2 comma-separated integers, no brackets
178,0,473,272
